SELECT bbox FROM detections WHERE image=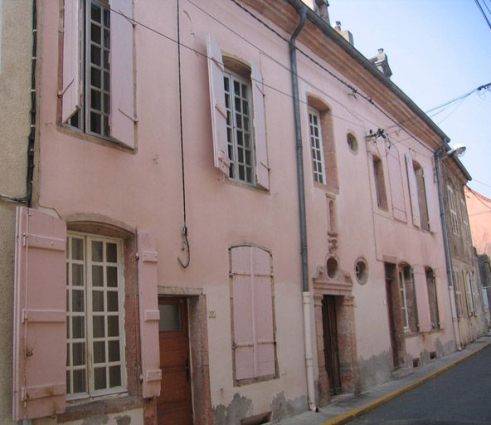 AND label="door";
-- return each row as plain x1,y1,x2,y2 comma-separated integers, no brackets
322,296,342,395
385,264,405,369
157,297,193,425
